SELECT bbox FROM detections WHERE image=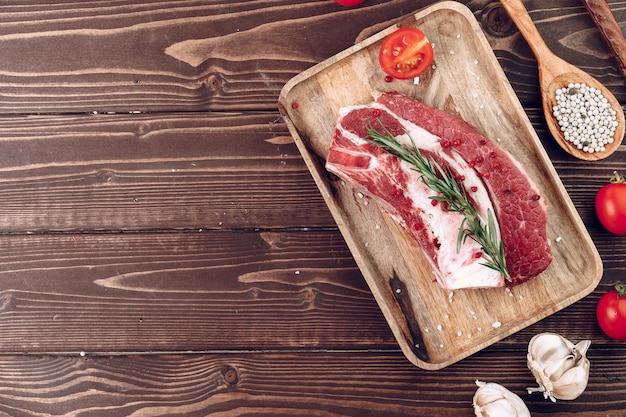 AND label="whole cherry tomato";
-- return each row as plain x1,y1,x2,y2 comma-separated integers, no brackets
596,284,626,340
595,171,626,235
333,0,366,6
378,27,434,80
